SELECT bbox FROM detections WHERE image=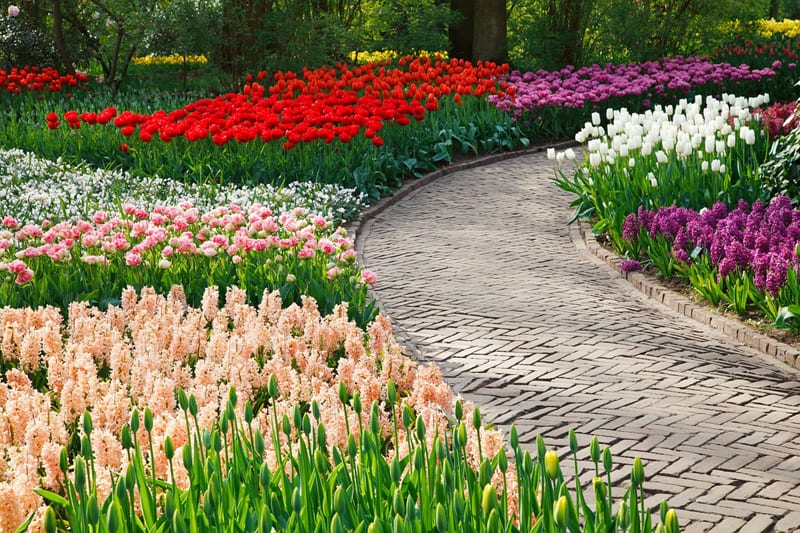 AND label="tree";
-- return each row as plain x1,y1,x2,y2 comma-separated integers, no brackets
450,0,506,62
